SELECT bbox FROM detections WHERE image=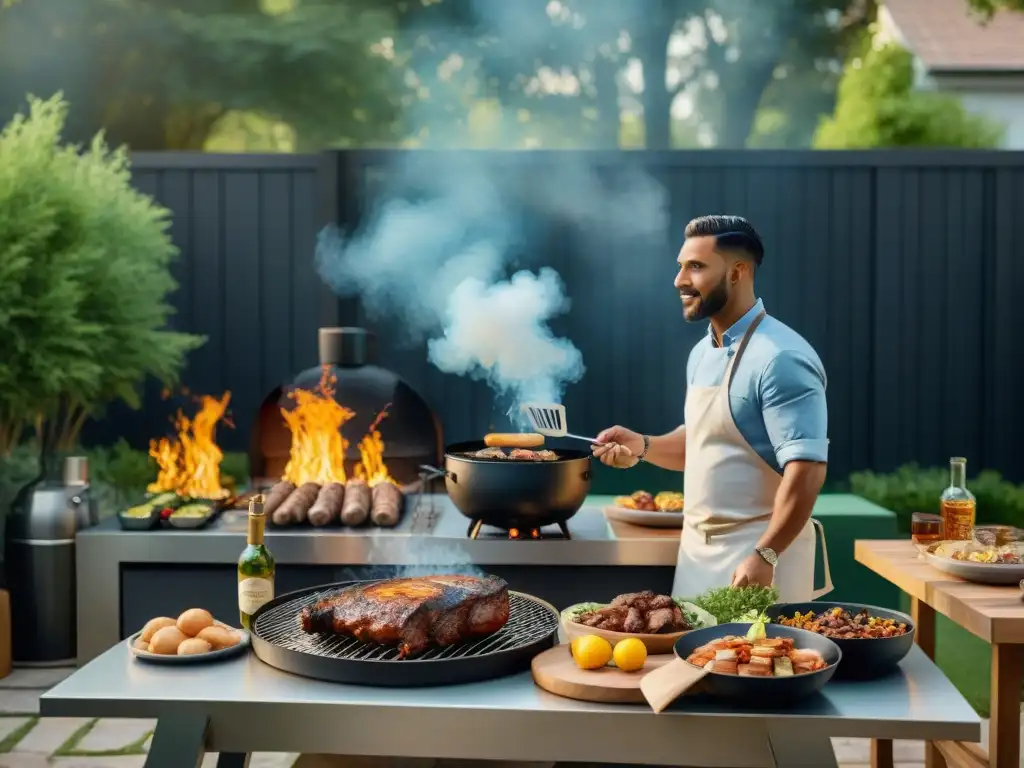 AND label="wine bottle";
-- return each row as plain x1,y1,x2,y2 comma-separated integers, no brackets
940,456,977,542
238,494,275,630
